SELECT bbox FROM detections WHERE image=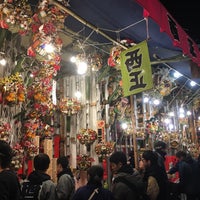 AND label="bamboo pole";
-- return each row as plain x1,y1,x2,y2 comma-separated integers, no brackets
130,95,138,169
